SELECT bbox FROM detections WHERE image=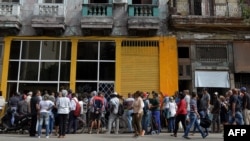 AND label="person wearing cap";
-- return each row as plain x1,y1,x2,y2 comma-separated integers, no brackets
241,87,250,125
211,92,221,133
106,92,120,134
